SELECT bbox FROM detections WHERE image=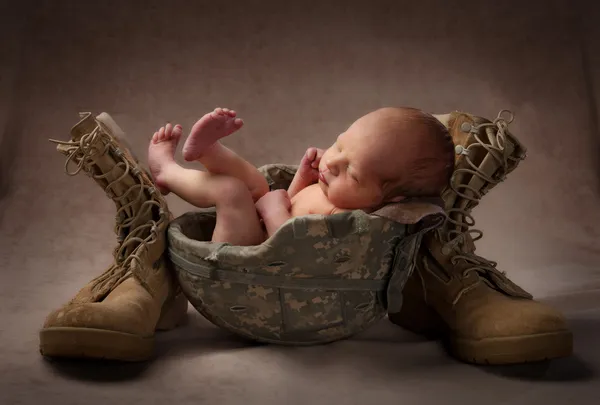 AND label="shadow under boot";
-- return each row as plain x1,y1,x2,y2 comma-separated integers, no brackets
388,110,573,365
39,112,188,362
